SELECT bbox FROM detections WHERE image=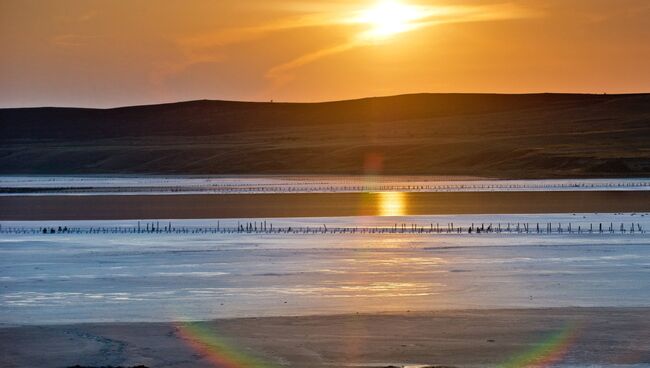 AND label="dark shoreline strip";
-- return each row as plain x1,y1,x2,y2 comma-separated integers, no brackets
1,191,649,220
2,308,650,368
